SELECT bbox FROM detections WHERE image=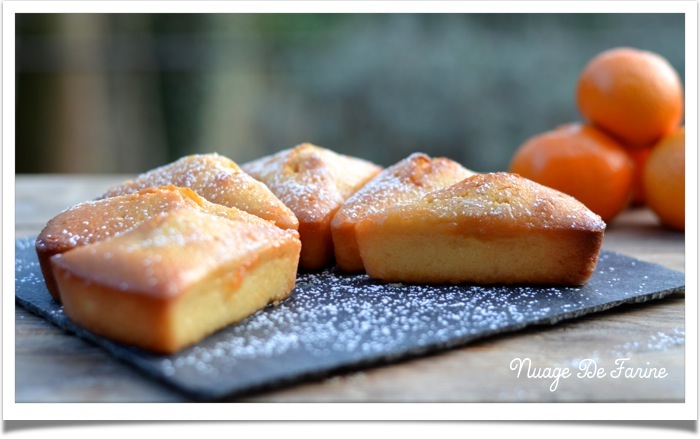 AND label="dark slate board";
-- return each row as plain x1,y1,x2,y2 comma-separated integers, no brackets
15,236,684,401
